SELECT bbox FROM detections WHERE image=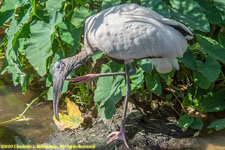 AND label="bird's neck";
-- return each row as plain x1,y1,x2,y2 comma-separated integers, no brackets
63,49,92,74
